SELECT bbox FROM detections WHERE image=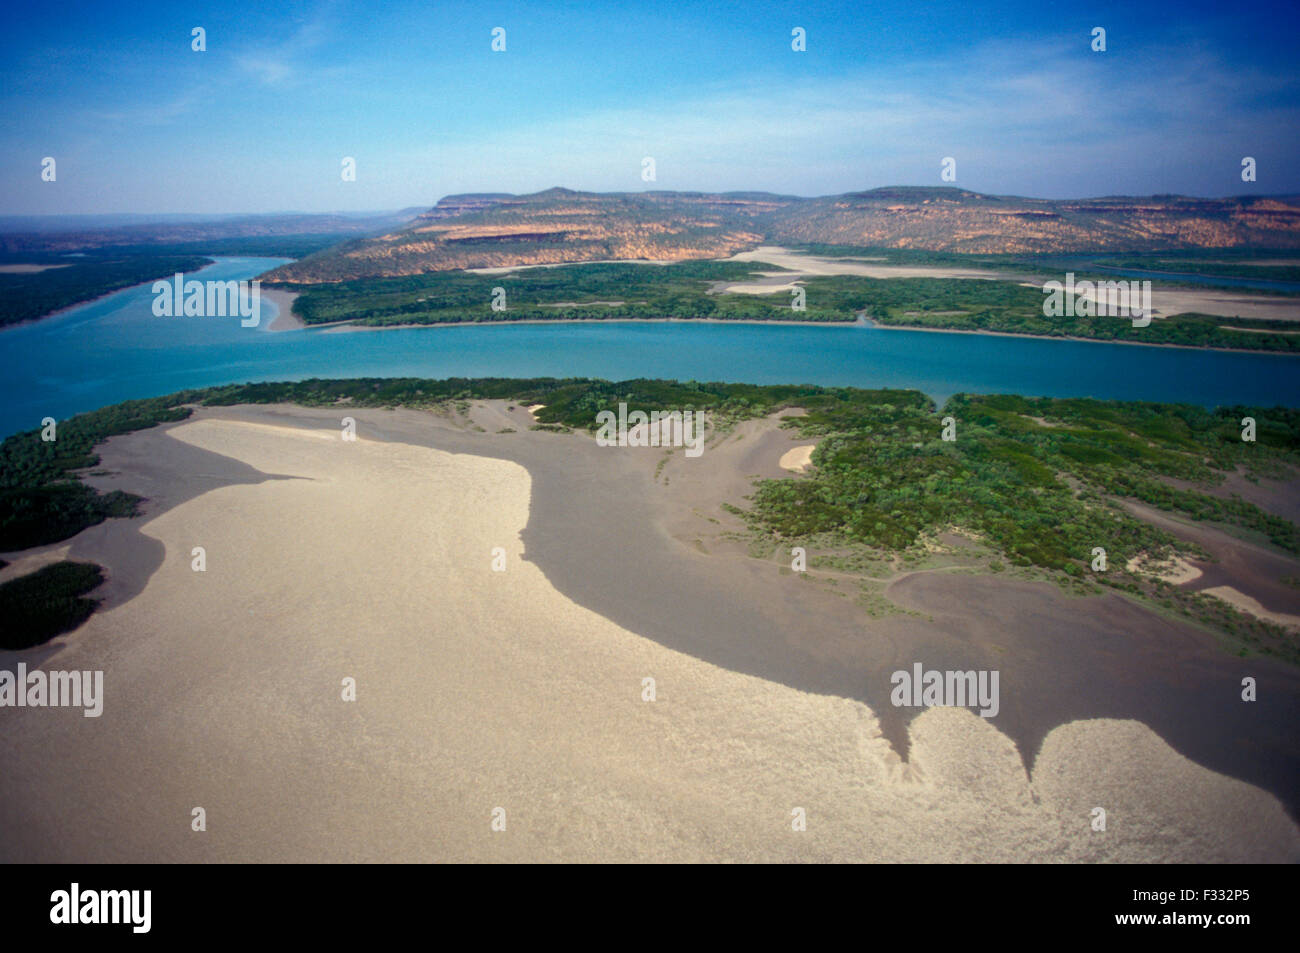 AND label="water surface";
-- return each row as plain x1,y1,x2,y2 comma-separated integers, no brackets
2,257,1297,438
